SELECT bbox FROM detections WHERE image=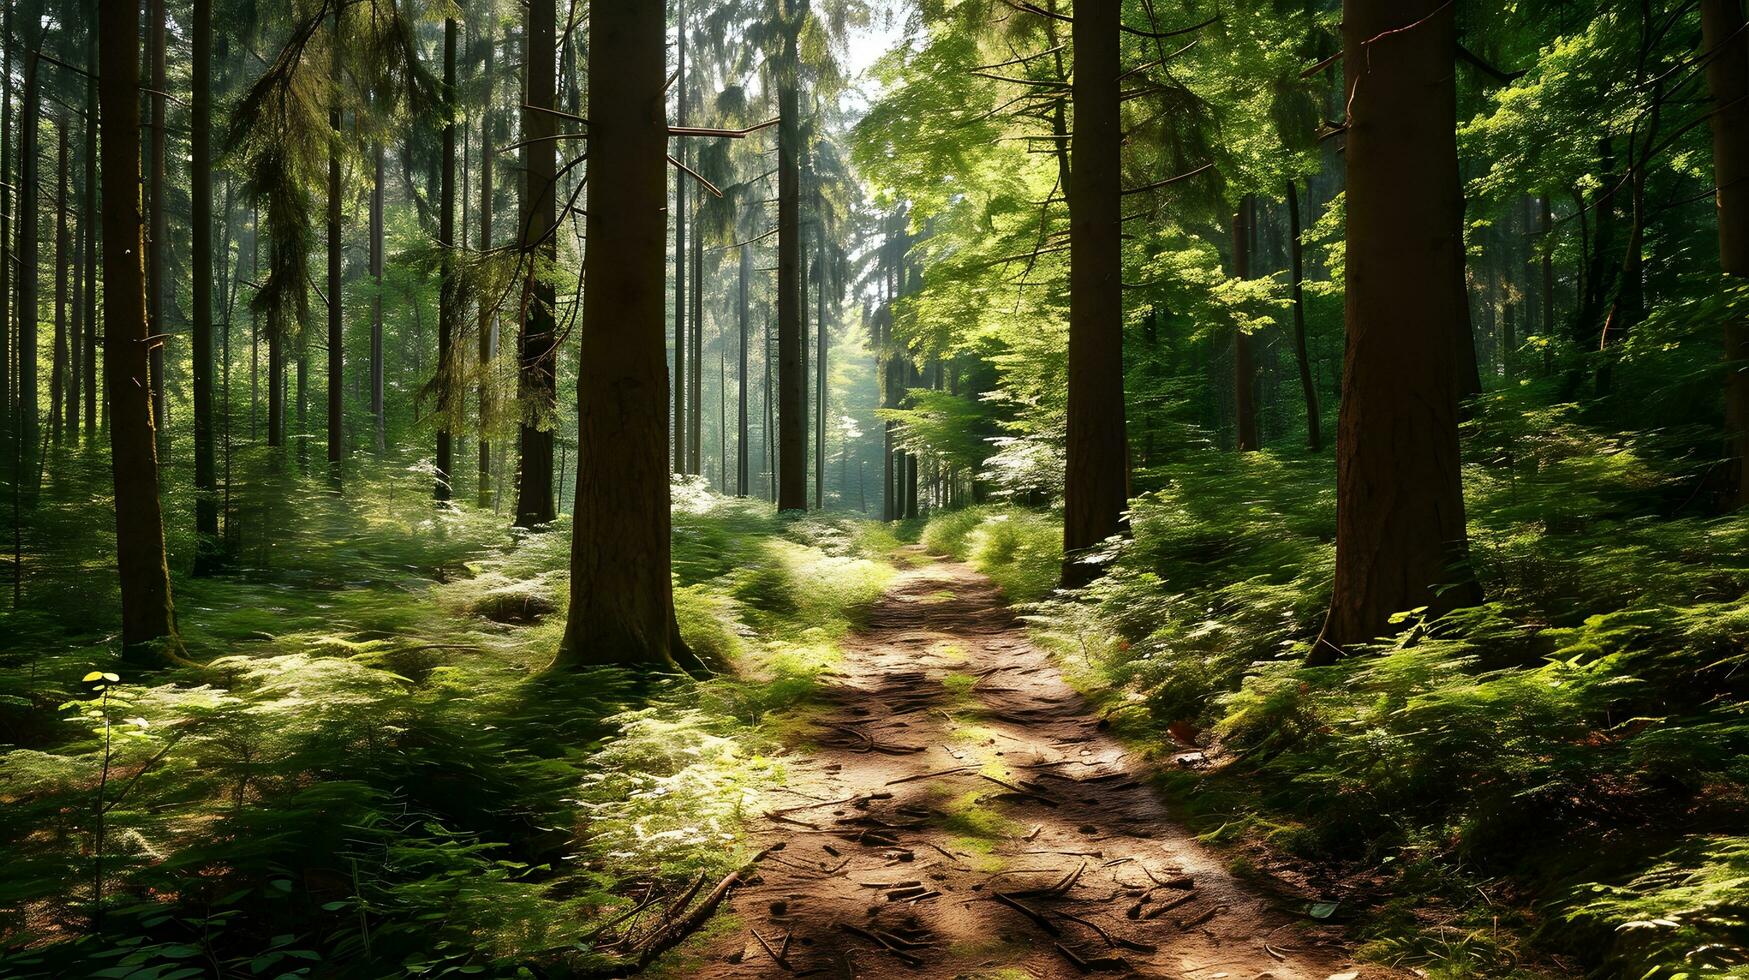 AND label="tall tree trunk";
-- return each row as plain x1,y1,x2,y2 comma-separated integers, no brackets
18,46,41,457
148,0,167,436
556,0,690,671
738,243,750,496
477,31,495,505
1061,0,1127,587
327,9,346,477
765,306,776,502
1313,0,1479,662
1286,181,1321,451
193,0,220,570
776,0,806,511
84,24,100,436
515,0,558,526
1704,0,1749,507
689,209,702,473
0,1,12,438
1541,196,1554,376
97,0,185,665
370,140,385,451
52,126,68,446
436,15,457,501
1232,195,1259,452
673,0,688,475
815,224,827,509
69,175,83,441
